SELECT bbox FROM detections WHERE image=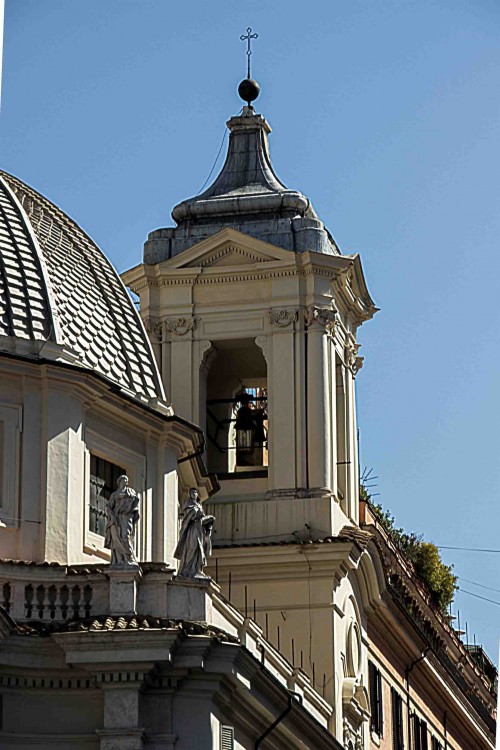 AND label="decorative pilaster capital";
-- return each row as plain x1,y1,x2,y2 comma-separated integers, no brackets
165,317,196,336
144,317,163,341
268,308,298,328
345,336,363,375
304,306,338,332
